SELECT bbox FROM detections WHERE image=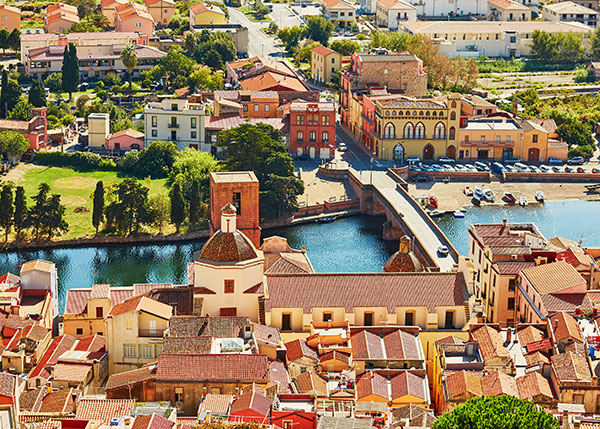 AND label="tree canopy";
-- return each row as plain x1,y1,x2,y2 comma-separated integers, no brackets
433,395,559,429
121,140,179,179
302,16,334,46
120,42,138,93
217,123,304,220
0,130,29,162
330,39,360,56
29,79,47,108
61,43,80,100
